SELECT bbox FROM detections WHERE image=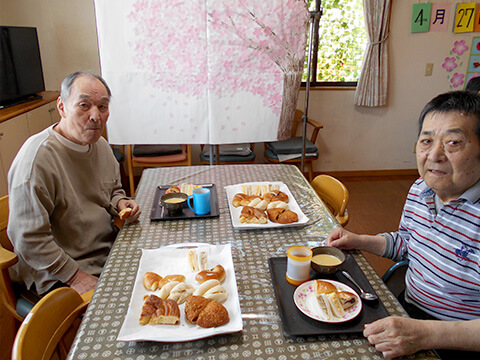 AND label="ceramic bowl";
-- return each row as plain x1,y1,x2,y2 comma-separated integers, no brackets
160,192,188,214
310,246,346,274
